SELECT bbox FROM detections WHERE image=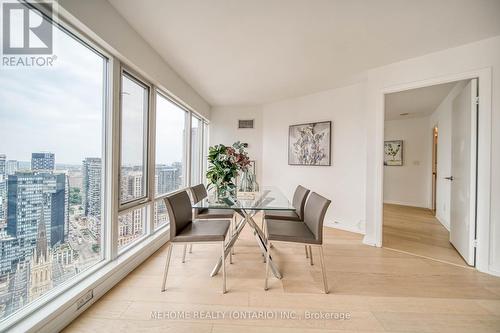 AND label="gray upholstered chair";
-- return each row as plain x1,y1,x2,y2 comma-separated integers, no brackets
161,190,231,294
188,184,236,259
190,184,235,220
264,192,331,293
264,185,311,259
264,185,310,221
